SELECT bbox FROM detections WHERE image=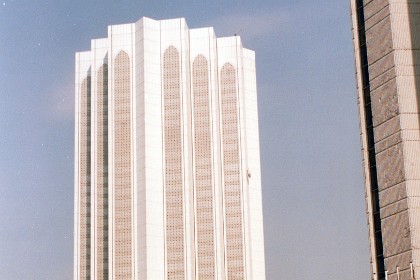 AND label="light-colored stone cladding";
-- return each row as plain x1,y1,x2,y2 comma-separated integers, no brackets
74,17,265,280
